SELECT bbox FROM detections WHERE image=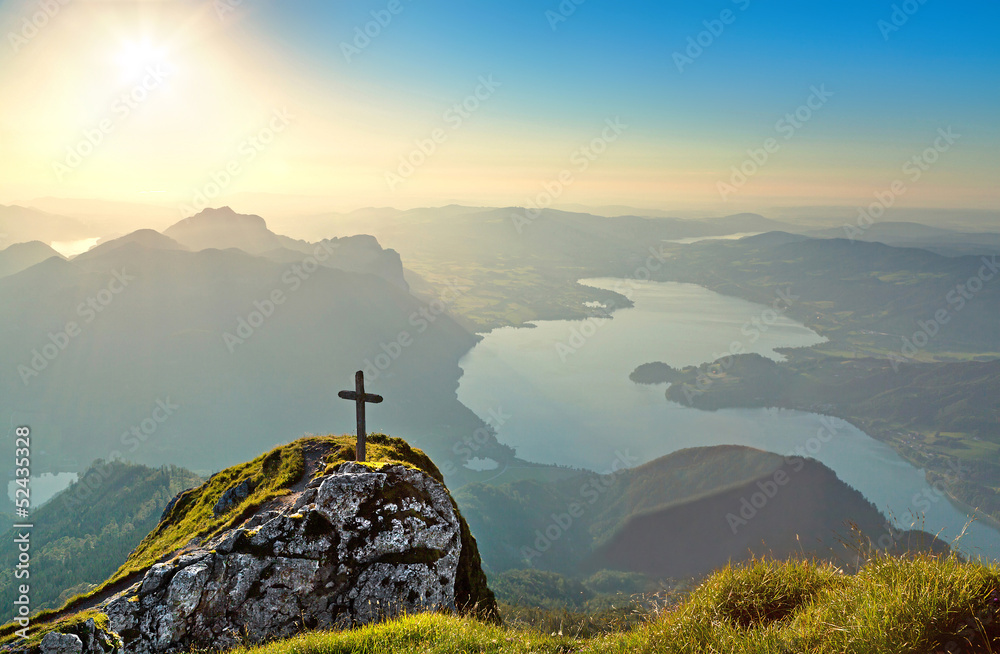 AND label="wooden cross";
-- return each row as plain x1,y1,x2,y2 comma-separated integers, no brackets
338,370,383,462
